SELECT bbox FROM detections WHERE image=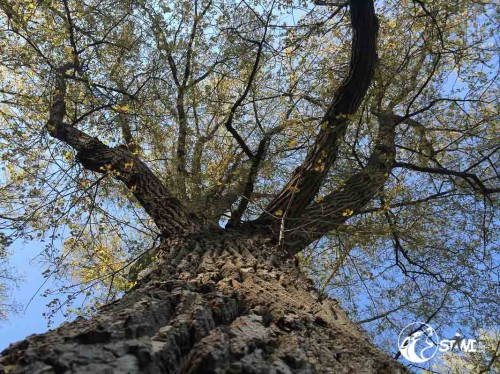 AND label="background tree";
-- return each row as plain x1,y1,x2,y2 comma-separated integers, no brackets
431,329,500,374
0,232,18,320
0,0,497,372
